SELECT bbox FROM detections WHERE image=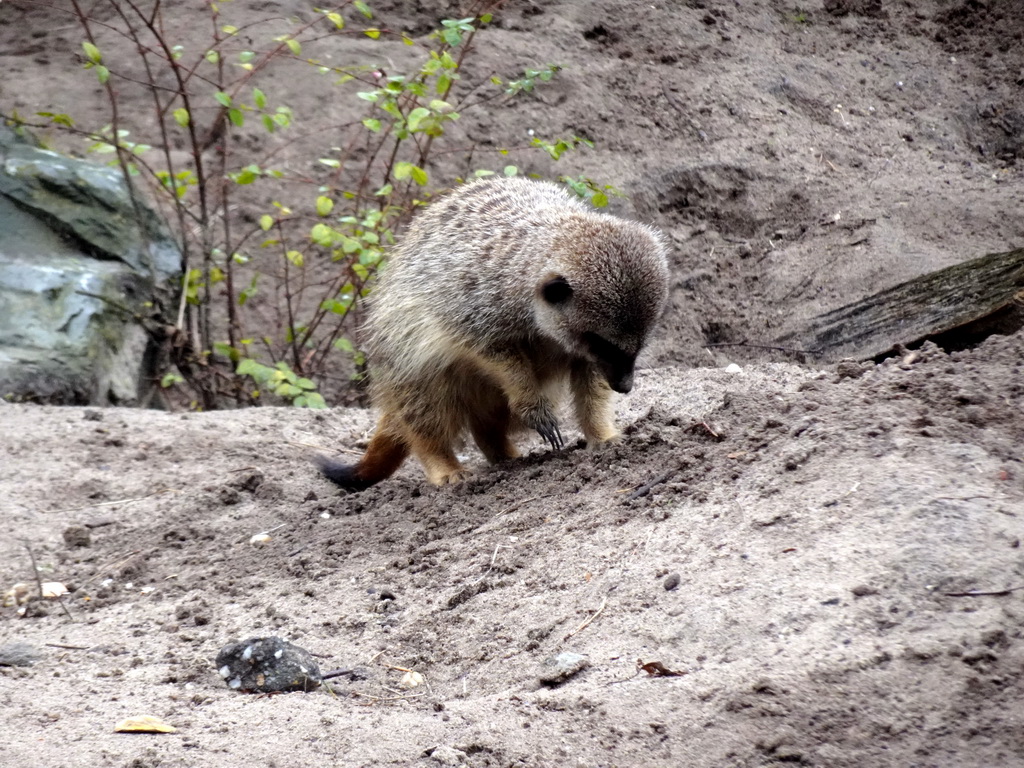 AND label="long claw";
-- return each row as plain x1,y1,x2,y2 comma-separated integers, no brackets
537,420,564,451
